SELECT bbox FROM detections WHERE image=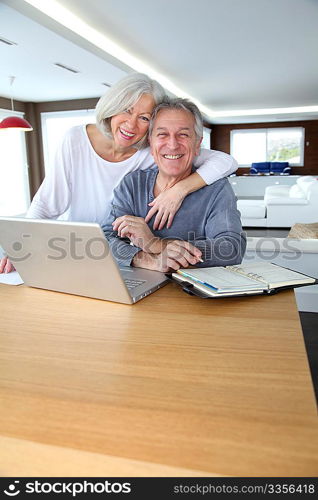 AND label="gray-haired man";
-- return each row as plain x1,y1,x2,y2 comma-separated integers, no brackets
102,98,246,272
